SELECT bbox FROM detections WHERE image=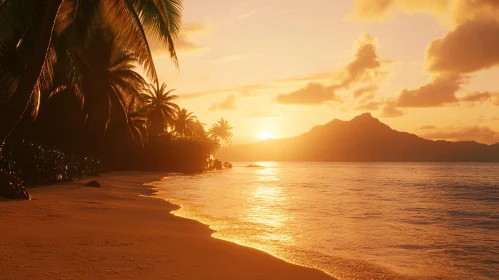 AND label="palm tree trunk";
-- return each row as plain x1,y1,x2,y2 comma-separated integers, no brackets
0,0,63,154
